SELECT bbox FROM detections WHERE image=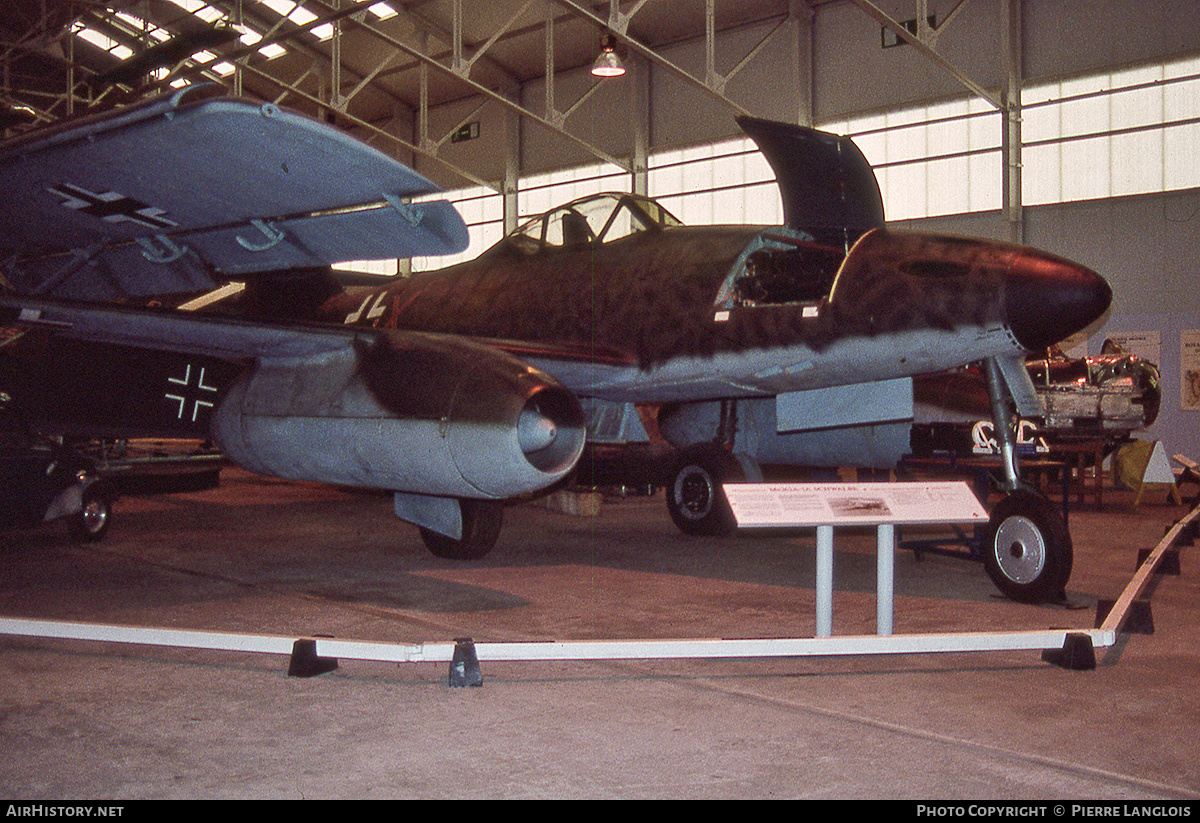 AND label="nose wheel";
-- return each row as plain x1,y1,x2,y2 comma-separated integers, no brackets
977,357,1075,603
980,490,1073,603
